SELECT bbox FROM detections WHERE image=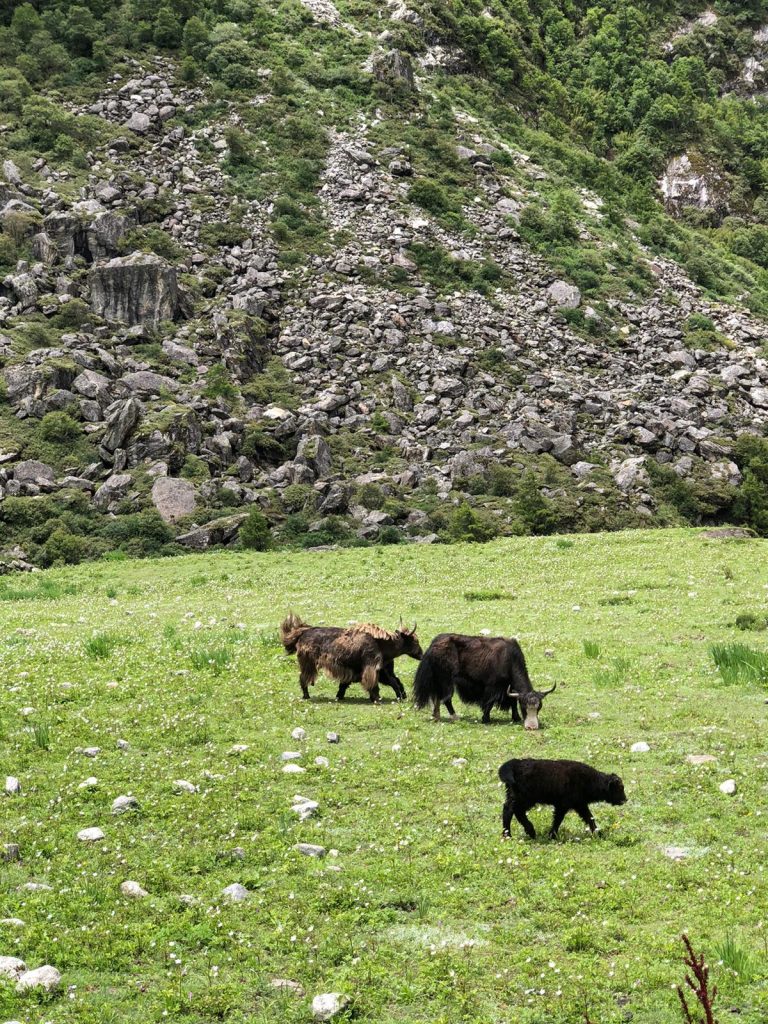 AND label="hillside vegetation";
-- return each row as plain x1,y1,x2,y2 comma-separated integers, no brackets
1,529,767,1021
3,1,768,565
